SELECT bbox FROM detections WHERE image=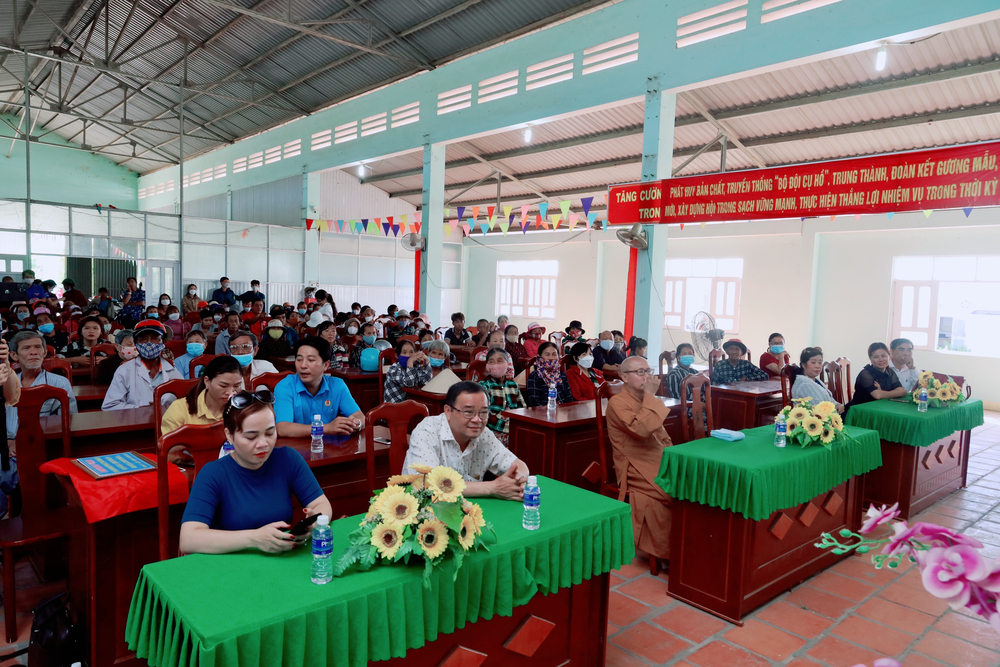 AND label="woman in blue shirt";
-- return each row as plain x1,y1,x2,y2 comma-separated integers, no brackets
179,391,332,554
